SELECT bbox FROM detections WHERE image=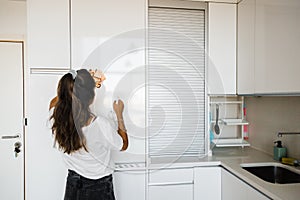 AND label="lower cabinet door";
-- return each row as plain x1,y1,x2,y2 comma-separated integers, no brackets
221,168,270,200
246,183,271,200
148,184,193,200
194,167,221,200
113,170,146,200
26,74,67,200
